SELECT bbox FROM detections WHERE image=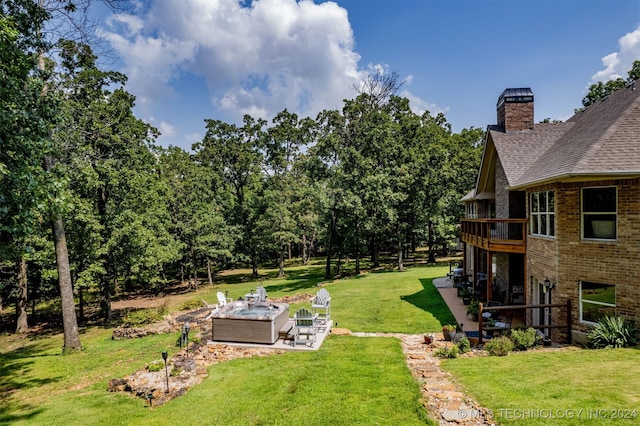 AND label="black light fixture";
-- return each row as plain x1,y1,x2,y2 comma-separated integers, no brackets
161,351,169,394
543,278,555,291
